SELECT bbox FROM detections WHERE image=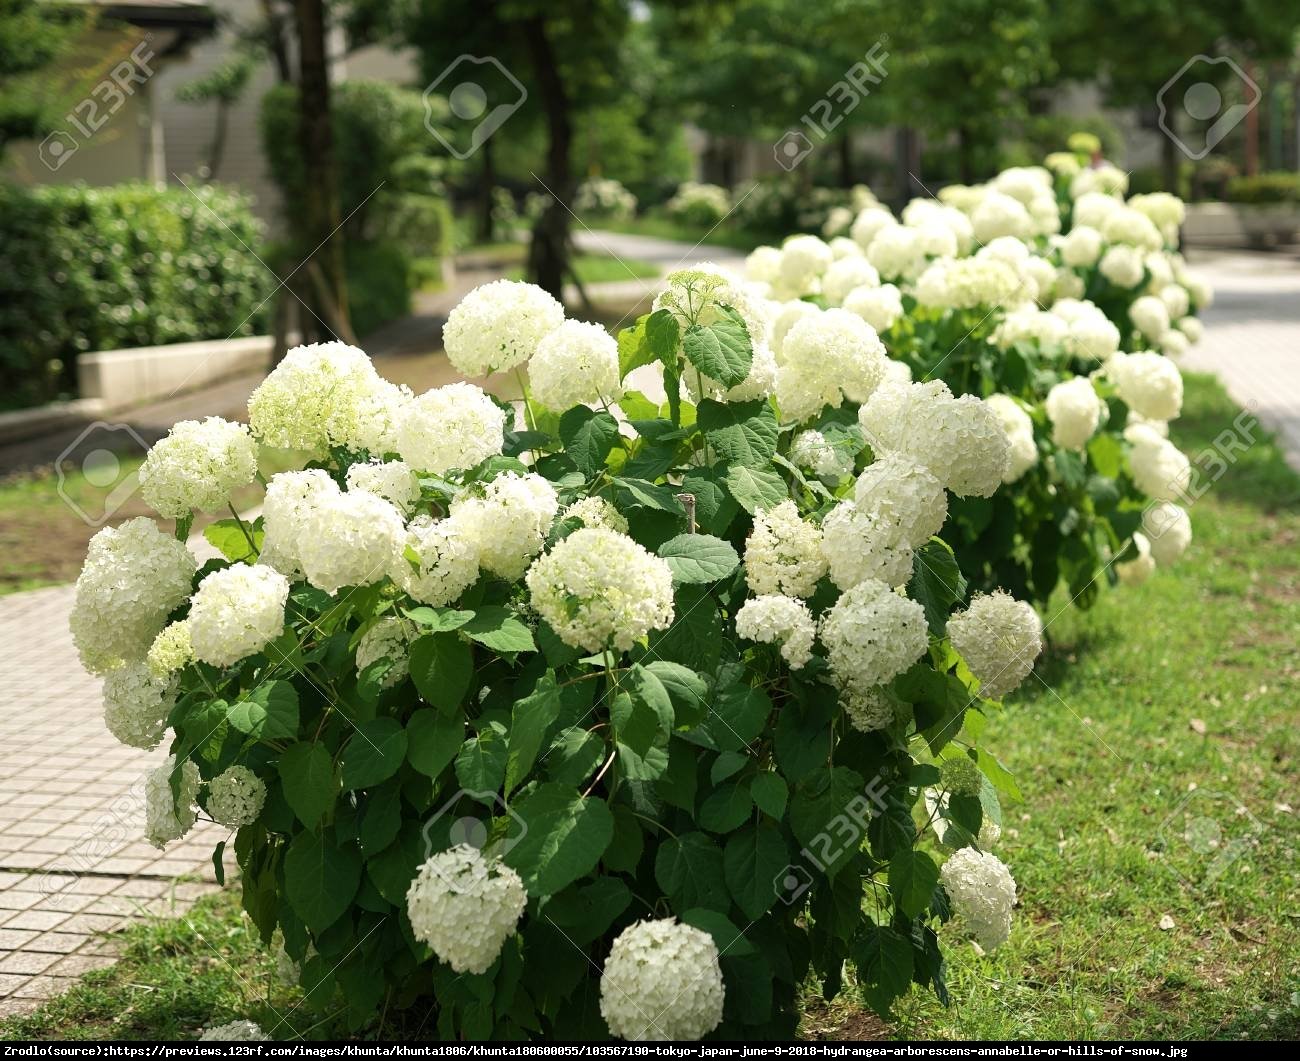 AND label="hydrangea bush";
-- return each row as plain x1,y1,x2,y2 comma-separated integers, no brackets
741,148,1208,608
76,277,1054,1040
